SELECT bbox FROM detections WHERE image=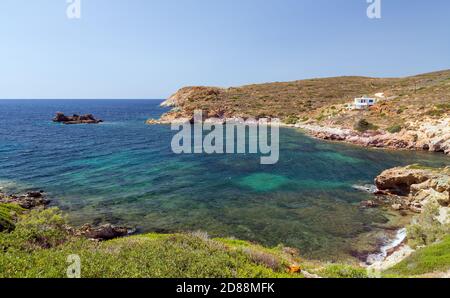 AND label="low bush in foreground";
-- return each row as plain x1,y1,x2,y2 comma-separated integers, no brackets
0,208,303,278
4,205,445,278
